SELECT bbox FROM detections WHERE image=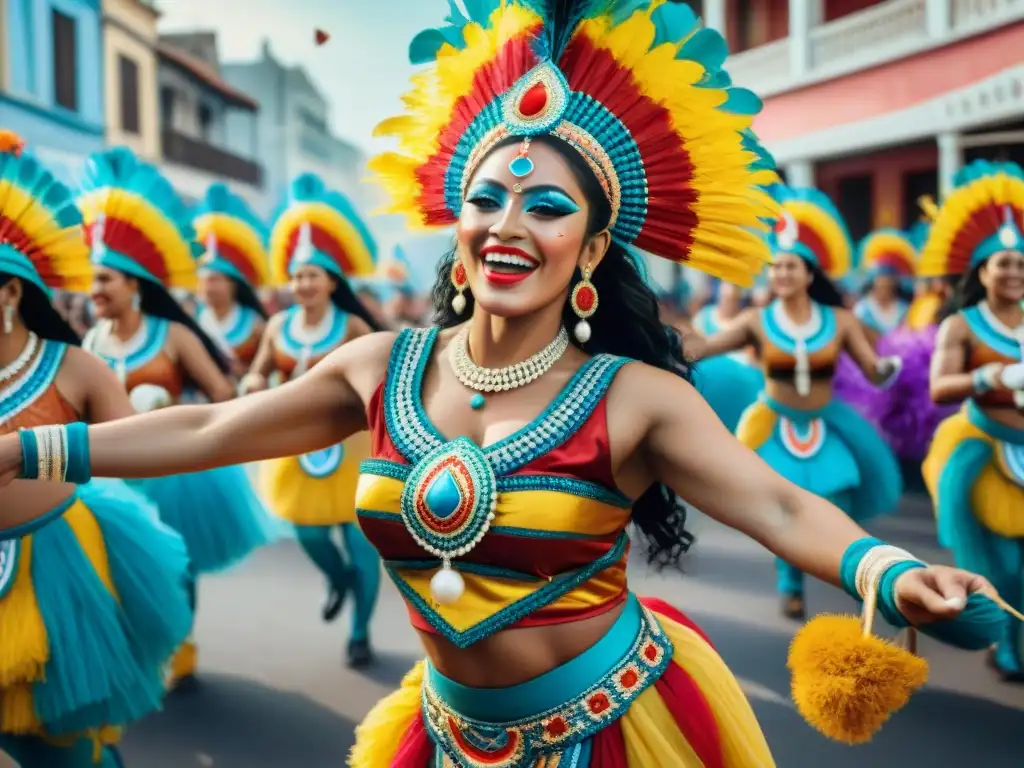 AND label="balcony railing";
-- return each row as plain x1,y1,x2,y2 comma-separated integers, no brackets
727,0,1024,98
161,128,262,186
